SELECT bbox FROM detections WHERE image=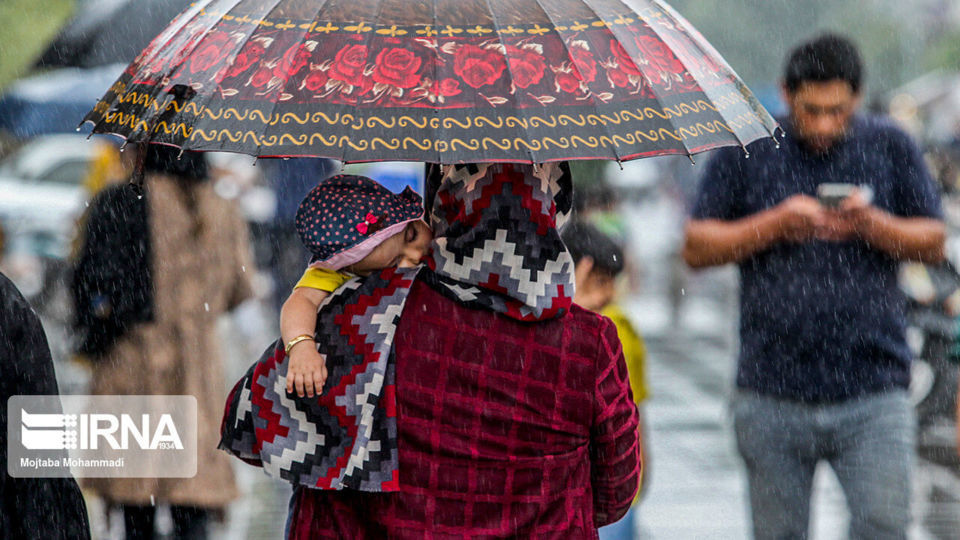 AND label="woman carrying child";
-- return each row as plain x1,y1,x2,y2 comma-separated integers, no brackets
255,162,641,538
